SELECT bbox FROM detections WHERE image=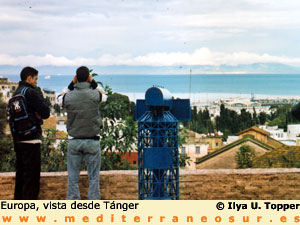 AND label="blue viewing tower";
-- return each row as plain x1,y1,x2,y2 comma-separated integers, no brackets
136,87,191,200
